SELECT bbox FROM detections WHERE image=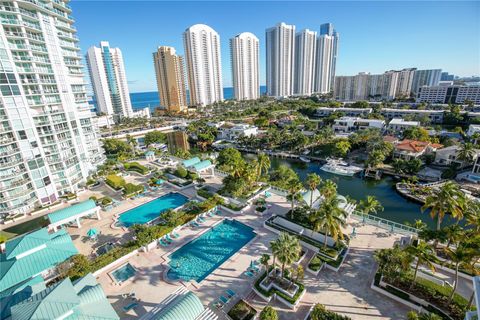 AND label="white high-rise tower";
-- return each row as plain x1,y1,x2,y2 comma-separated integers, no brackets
294,29,317,96
183,24,223,106
0,0,103,218
230,32,259,100
266,22,295,97
86,41,133,119
315,23,339,94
